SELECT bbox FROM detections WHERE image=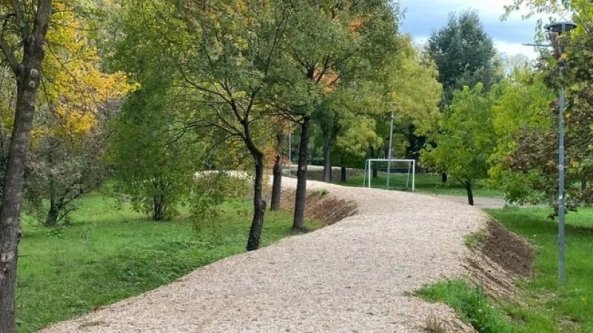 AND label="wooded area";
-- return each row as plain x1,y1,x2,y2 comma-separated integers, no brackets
2,0,593,332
